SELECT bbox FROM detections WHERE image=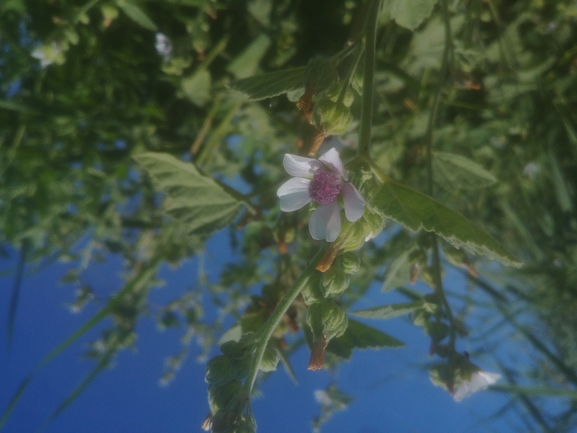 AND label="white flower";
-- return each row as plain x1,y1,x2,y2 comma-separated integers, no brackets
276,148,365,242
31,41,63,68
155,33,172,59
453,370,501,402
